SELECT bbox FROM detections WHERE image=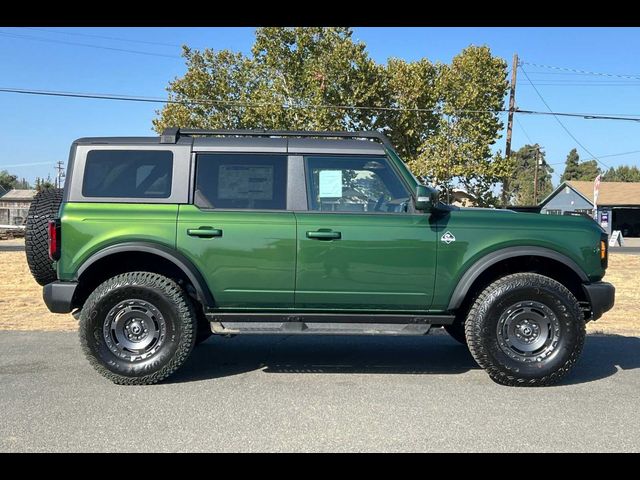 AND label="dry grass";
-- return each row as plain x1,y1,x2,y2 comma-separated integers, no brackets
0,243,637,335
587,254,640,336
0,243,77,331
